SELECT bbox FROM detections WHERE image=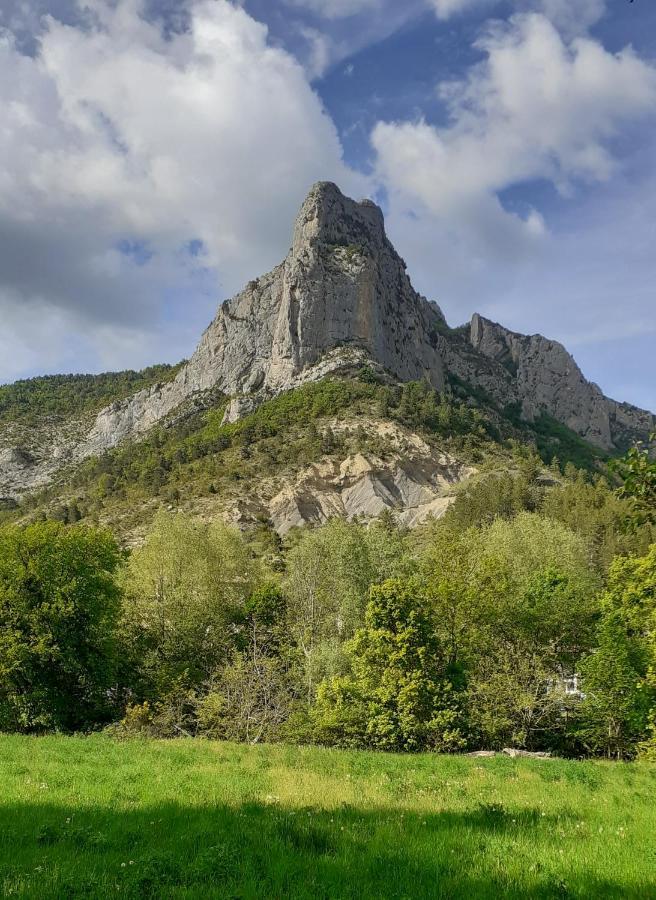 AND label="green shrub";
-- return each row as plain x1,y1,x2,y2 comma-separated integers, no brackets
312,579,465,751
0,521,122,731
